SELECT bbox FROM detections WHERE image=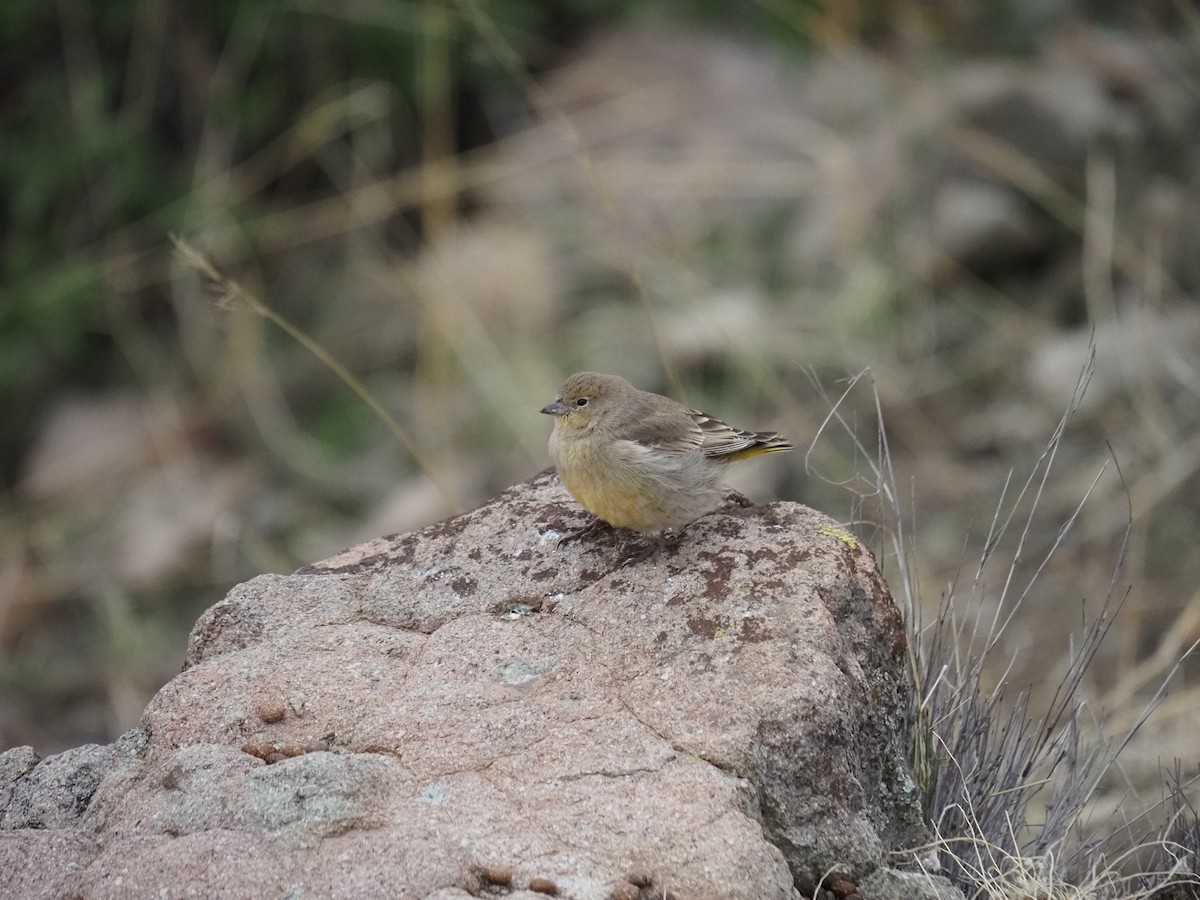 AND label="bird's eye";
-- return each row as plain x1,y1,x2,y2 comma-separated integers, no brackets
575,397,588,407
